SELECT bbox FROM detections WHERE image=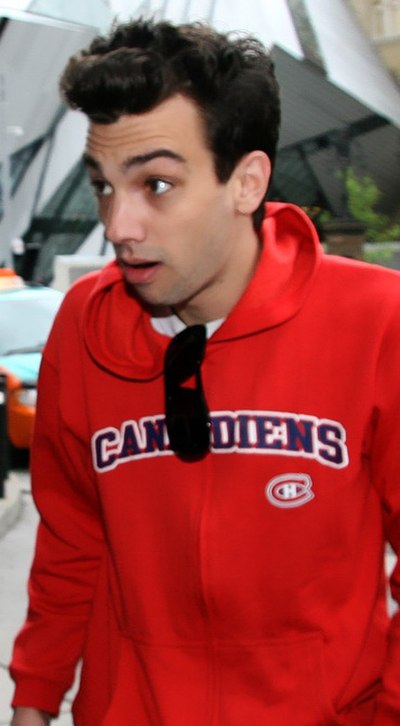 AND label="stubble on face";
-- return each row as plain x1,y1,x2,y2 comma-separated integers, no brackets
85,95,261,324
